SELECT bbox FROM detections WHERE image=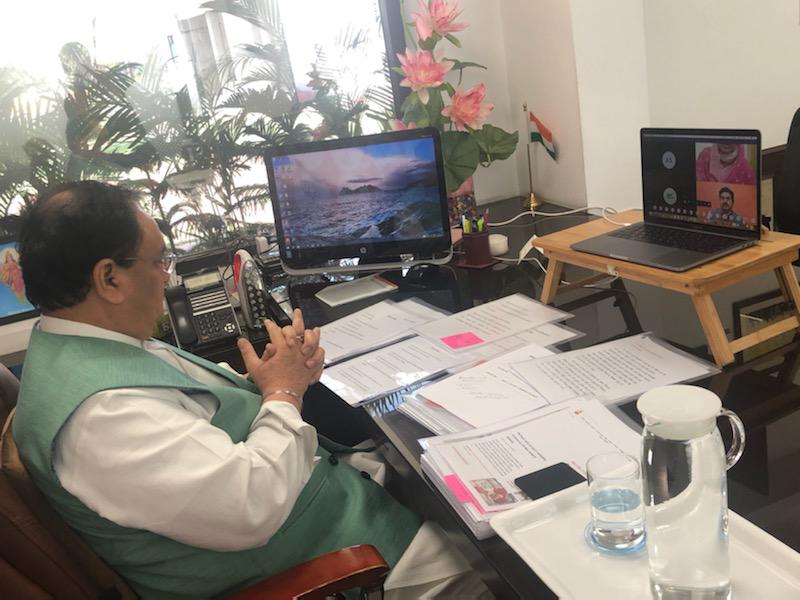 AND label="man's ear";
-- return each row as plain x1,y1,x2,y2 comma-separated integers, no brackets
92,259,127,304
